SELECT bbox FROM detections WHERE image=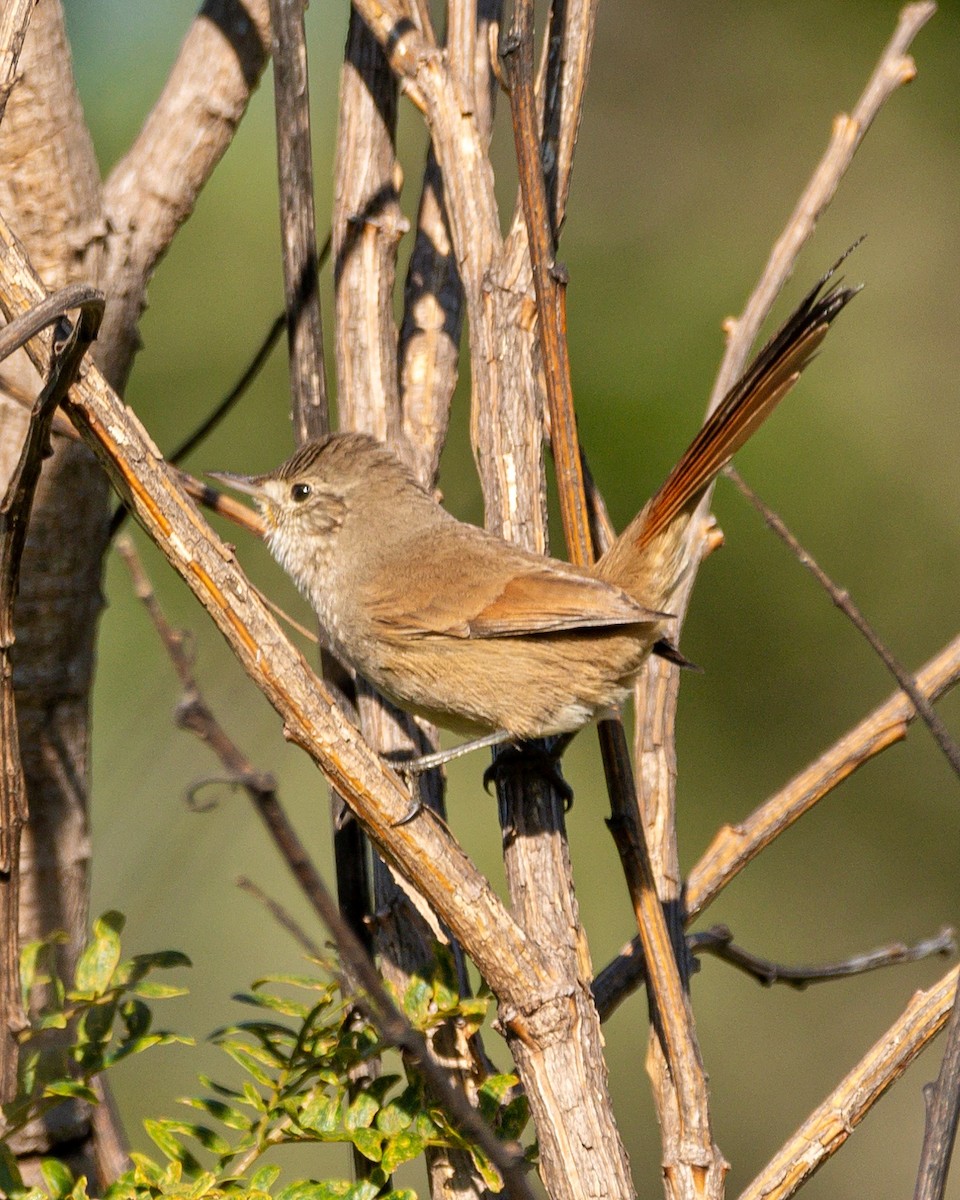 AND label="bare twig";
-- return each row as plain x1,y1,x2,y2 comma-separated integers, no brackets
738,966,959,1200
237,876,325,958
712,2,934,406
593,925,956,1020
268,0,327,440
725,464,960,782
502,18,589,565
692,924,955,990
914,981,960,1200
332,11,403,443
